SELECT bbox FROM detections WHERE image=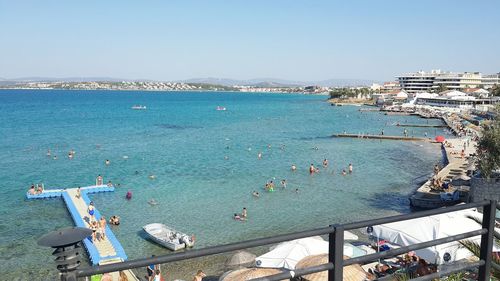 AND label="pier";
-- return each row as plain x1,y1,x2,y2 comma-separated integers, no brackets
332,133,428,141
409,138,473,209
395,124,447,128
27,185,138,280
